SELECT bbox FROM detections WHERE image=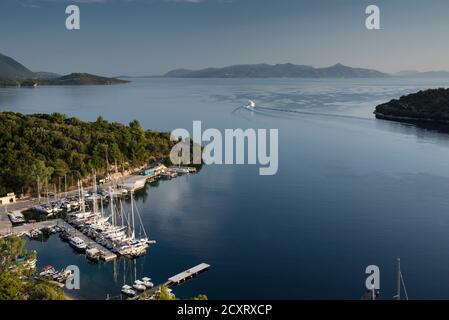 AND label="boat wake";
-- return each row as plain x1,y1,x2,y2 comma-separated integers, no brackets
232,100,372,122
